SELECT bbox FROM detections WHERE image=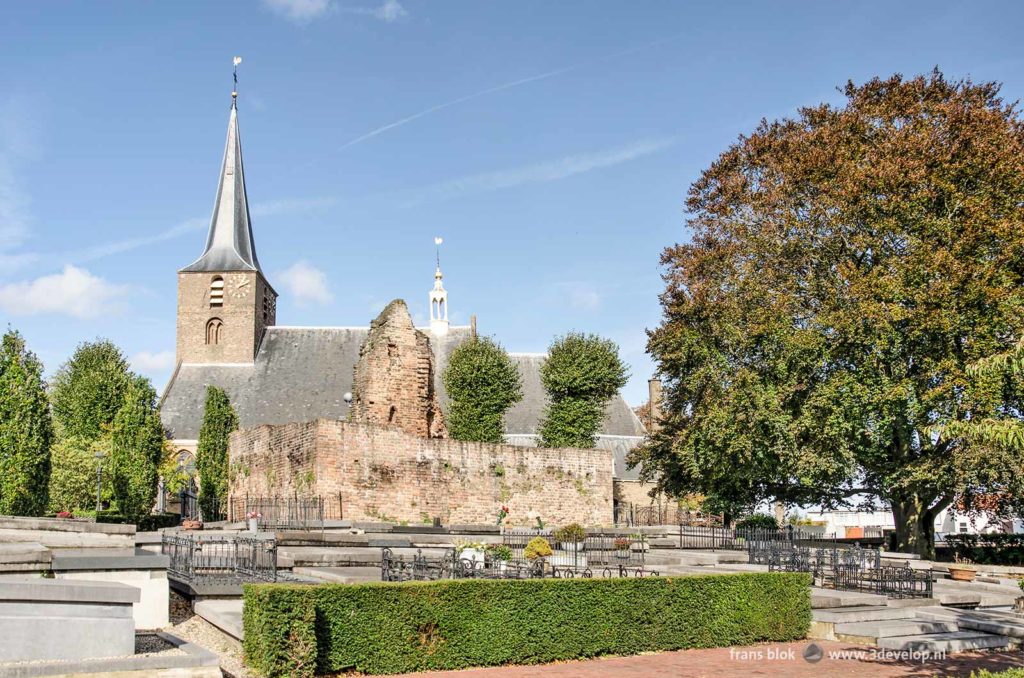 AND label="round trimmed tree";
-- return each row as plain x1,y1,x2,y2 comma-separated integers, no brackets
539,333,628,449
443,337,523,443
